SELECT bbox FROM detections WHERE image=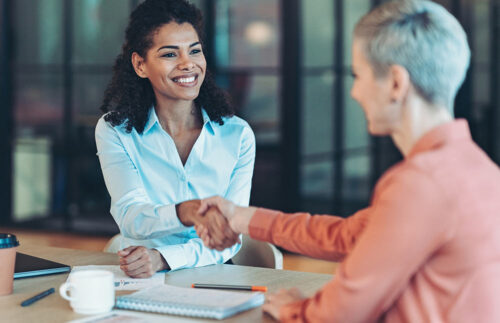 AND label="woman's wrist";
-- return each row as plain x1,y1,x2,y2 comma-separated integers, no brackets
176,200,201,226
152,249,170,271
231,206,257,235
